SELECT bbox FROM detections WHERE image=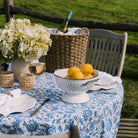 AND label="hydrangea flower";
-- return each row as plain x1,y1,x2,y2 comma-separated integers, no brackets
0,19,52,62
